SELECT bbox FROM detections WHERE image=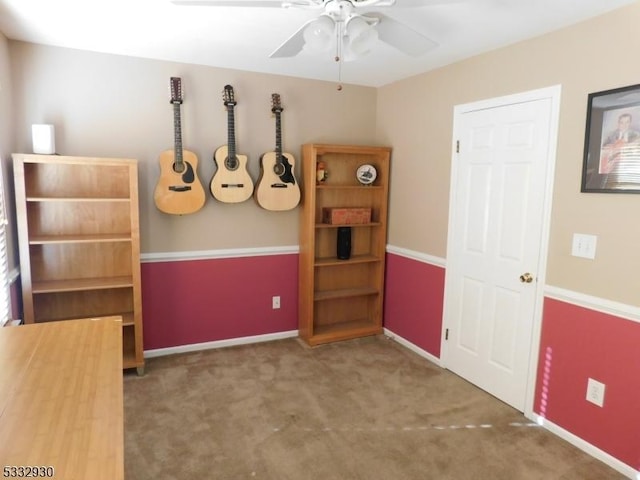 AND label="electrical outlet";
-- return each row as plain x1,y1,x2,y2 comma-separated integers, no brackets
272,296,280,310
586,378,605,407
